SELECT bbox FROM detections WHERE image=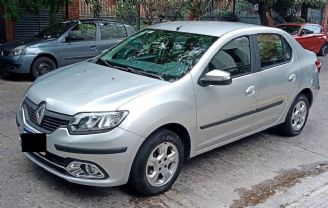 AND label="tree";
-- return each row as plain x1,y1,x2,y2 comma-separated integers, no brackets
245,0,327,25
85,0,102,18
188,0,207,20
115,0,137,24
0,0,70,24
